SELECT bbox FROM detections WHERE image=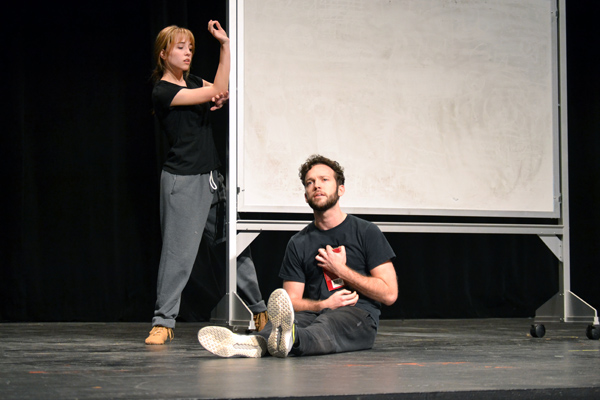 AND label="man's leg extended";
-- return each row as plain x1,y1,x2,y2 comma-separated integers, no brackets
292,307,377,356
